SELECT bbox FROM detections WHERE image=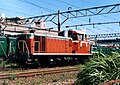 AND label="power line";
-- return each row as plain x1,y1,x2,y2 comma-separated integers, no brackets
80,0,118,21
1,3,38,14
0,7,33,16
55,0,118,33
56,0,108,33
80,0,119,33
26,3,120,20
24,3,120,33
39,0,61,9
66,21,120,27
56,0,80,9
19,0,56,13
